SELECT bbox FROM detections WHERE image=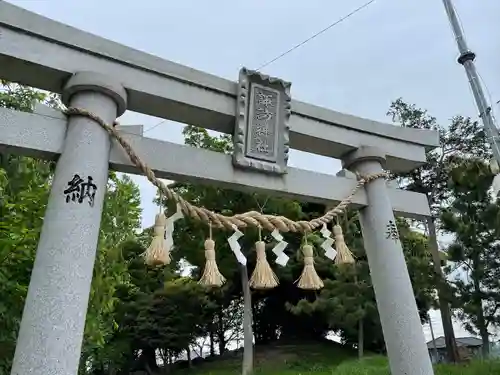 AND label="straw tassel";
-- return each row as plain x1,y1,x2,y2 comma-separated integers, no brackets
333,224,355,264
143,212,169,266
296,244,323,290
199,238,226,287
249,241,279,289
